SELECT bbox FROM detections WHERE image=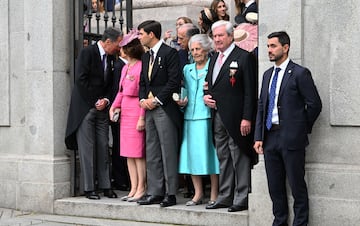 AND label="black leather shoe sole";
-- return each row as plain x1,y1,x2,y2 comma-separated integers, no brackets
160,195,176,207
228,205,248,212
85,191,100,200
206,203,229,209
137,195,164,205
160,200,176,207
